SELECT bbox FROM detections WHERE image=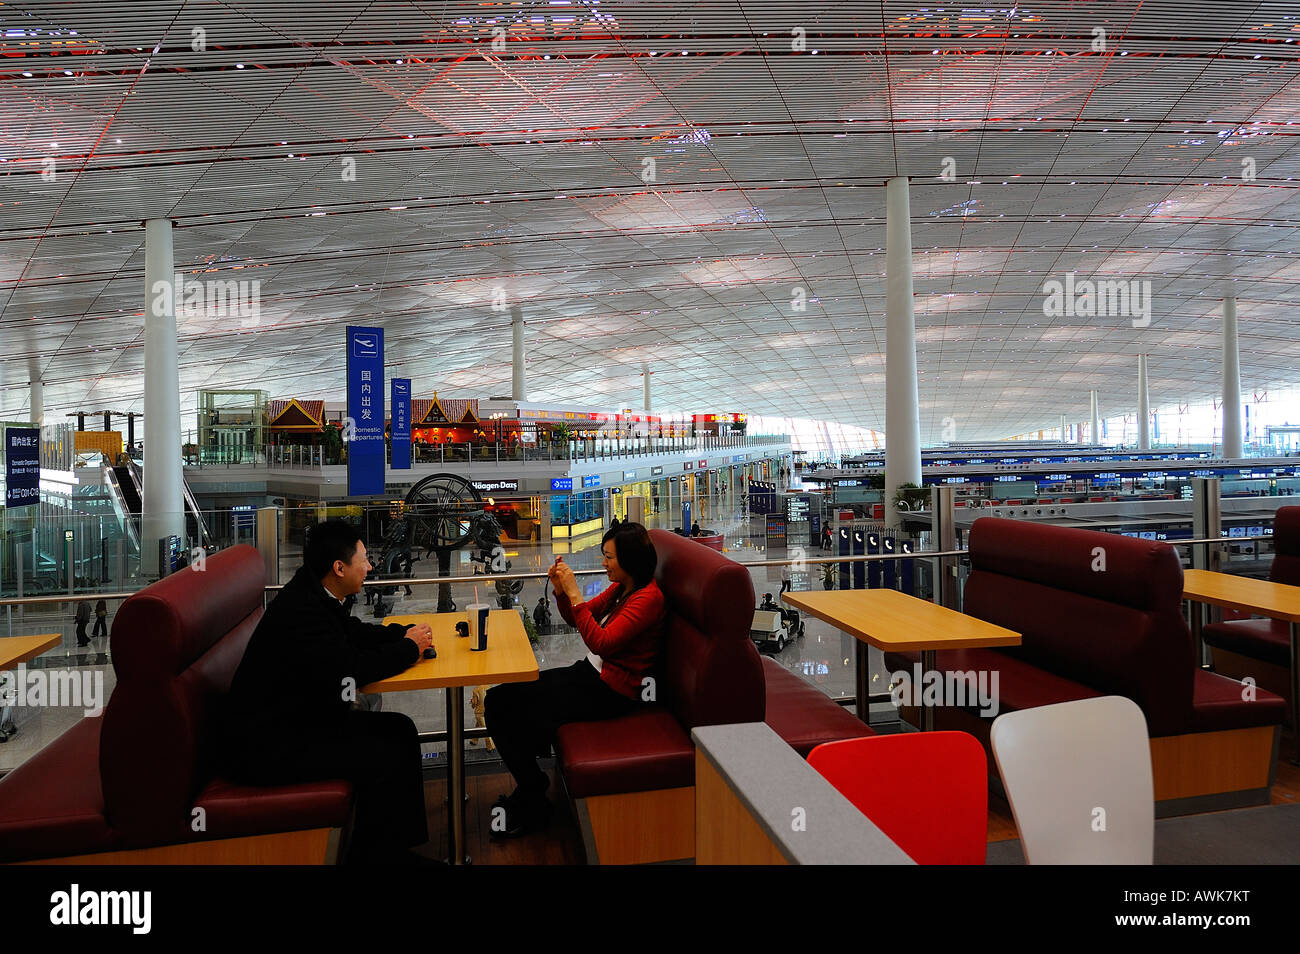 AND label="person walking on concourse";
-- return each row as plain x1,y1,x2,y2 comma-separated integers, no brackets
92,599,109,640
